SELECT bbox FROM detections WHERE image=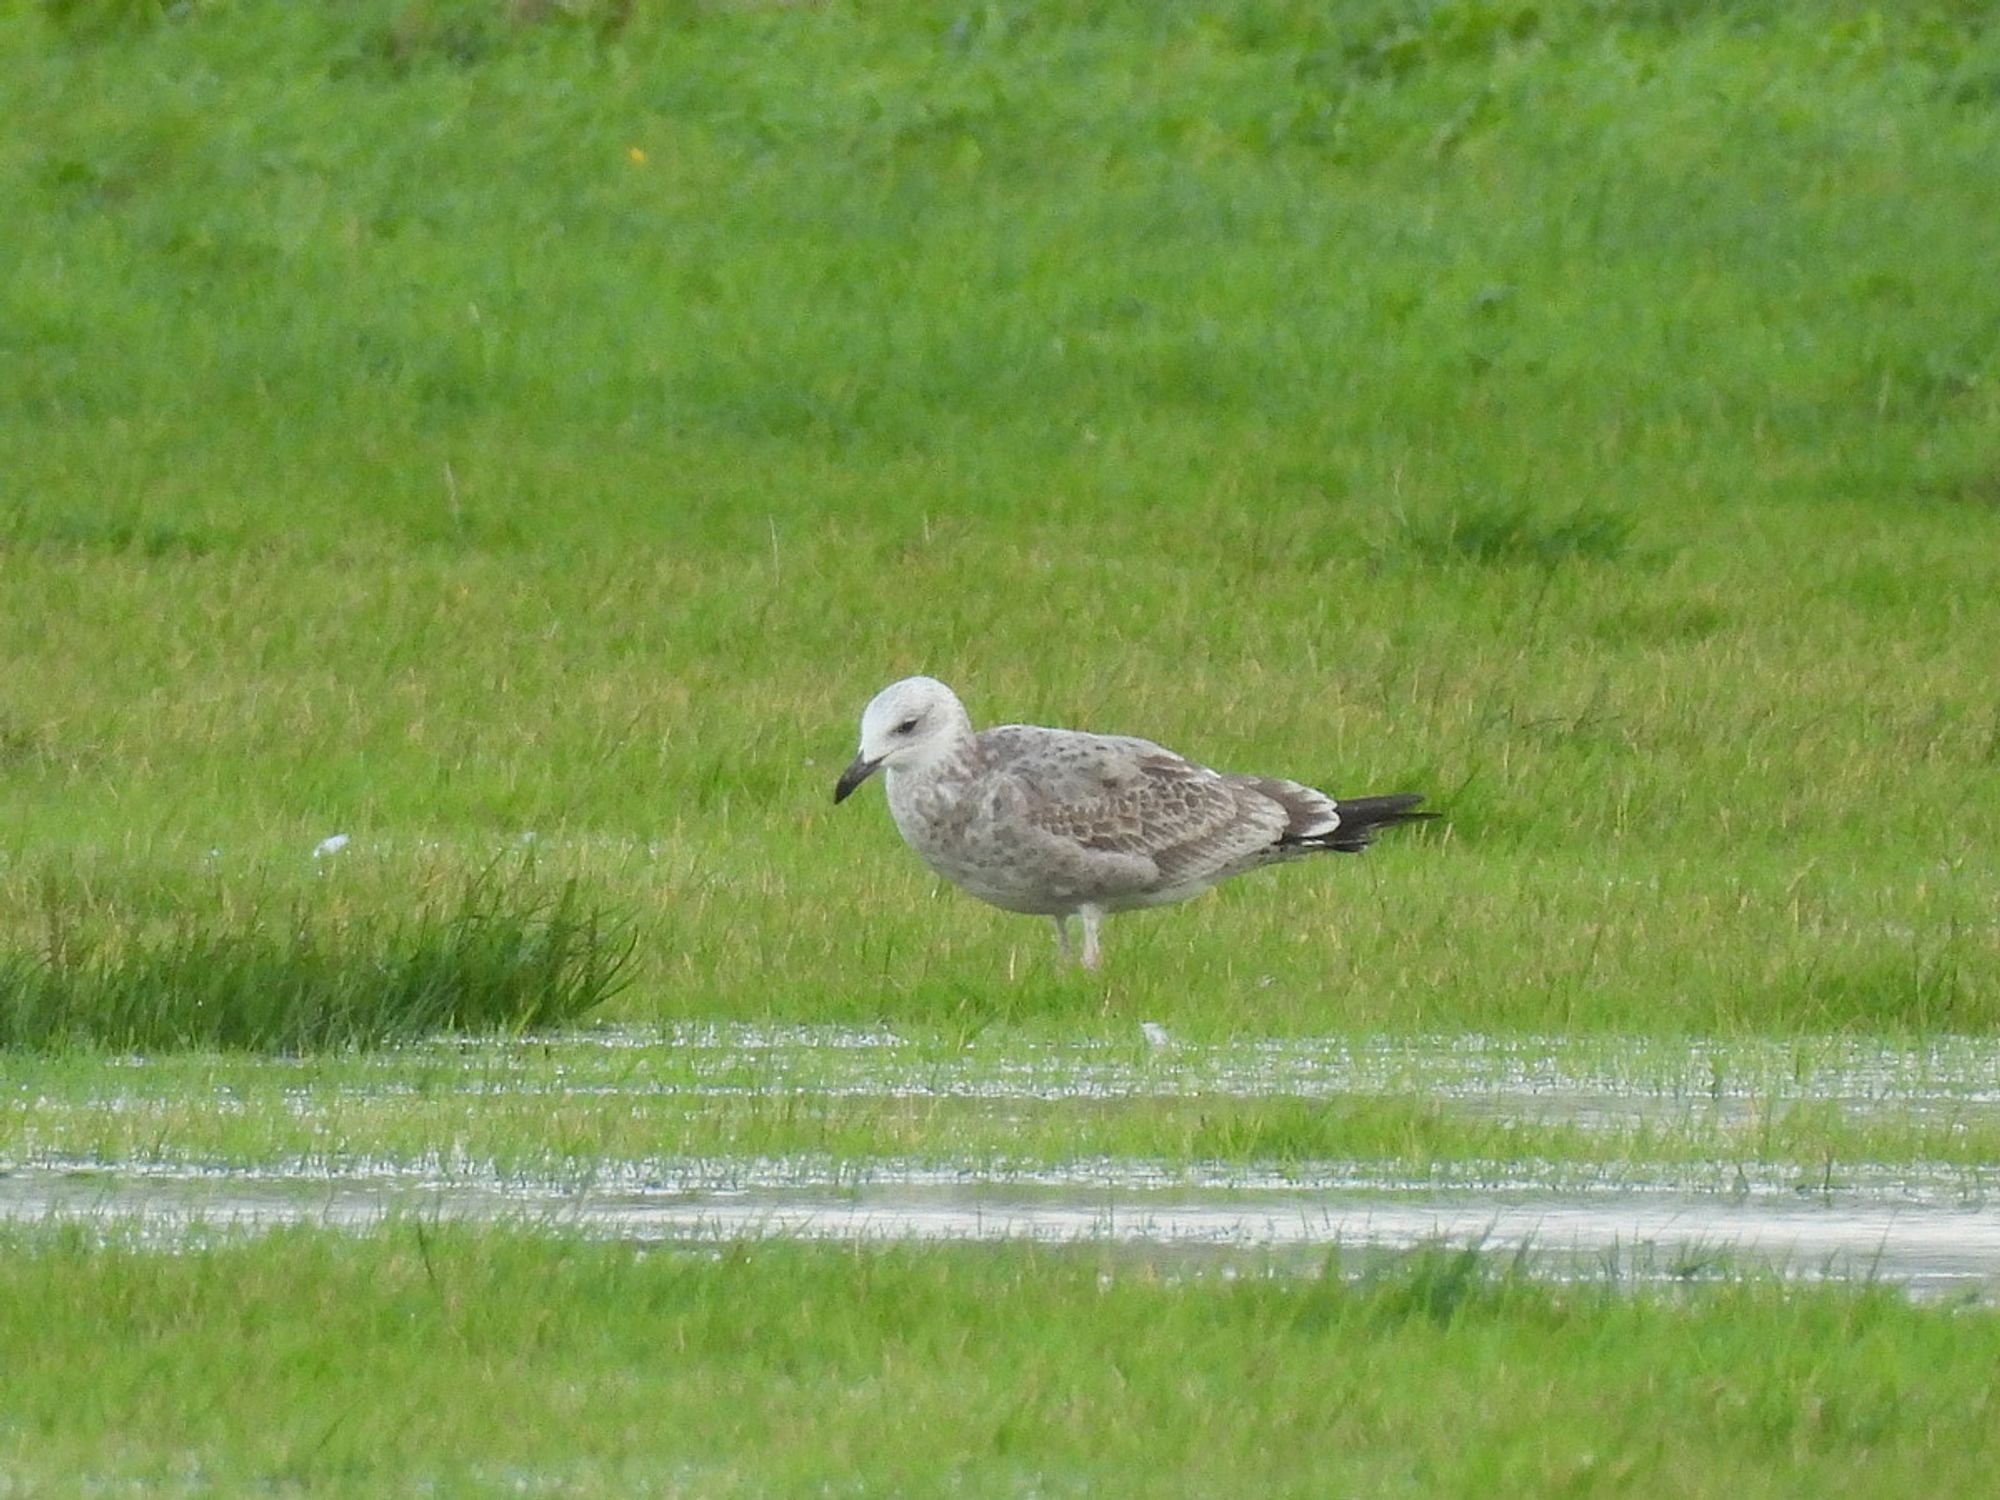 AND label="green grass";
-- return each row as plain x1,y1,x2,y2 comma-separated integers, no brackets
0,867,631,1051
2,1227,1997,1496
